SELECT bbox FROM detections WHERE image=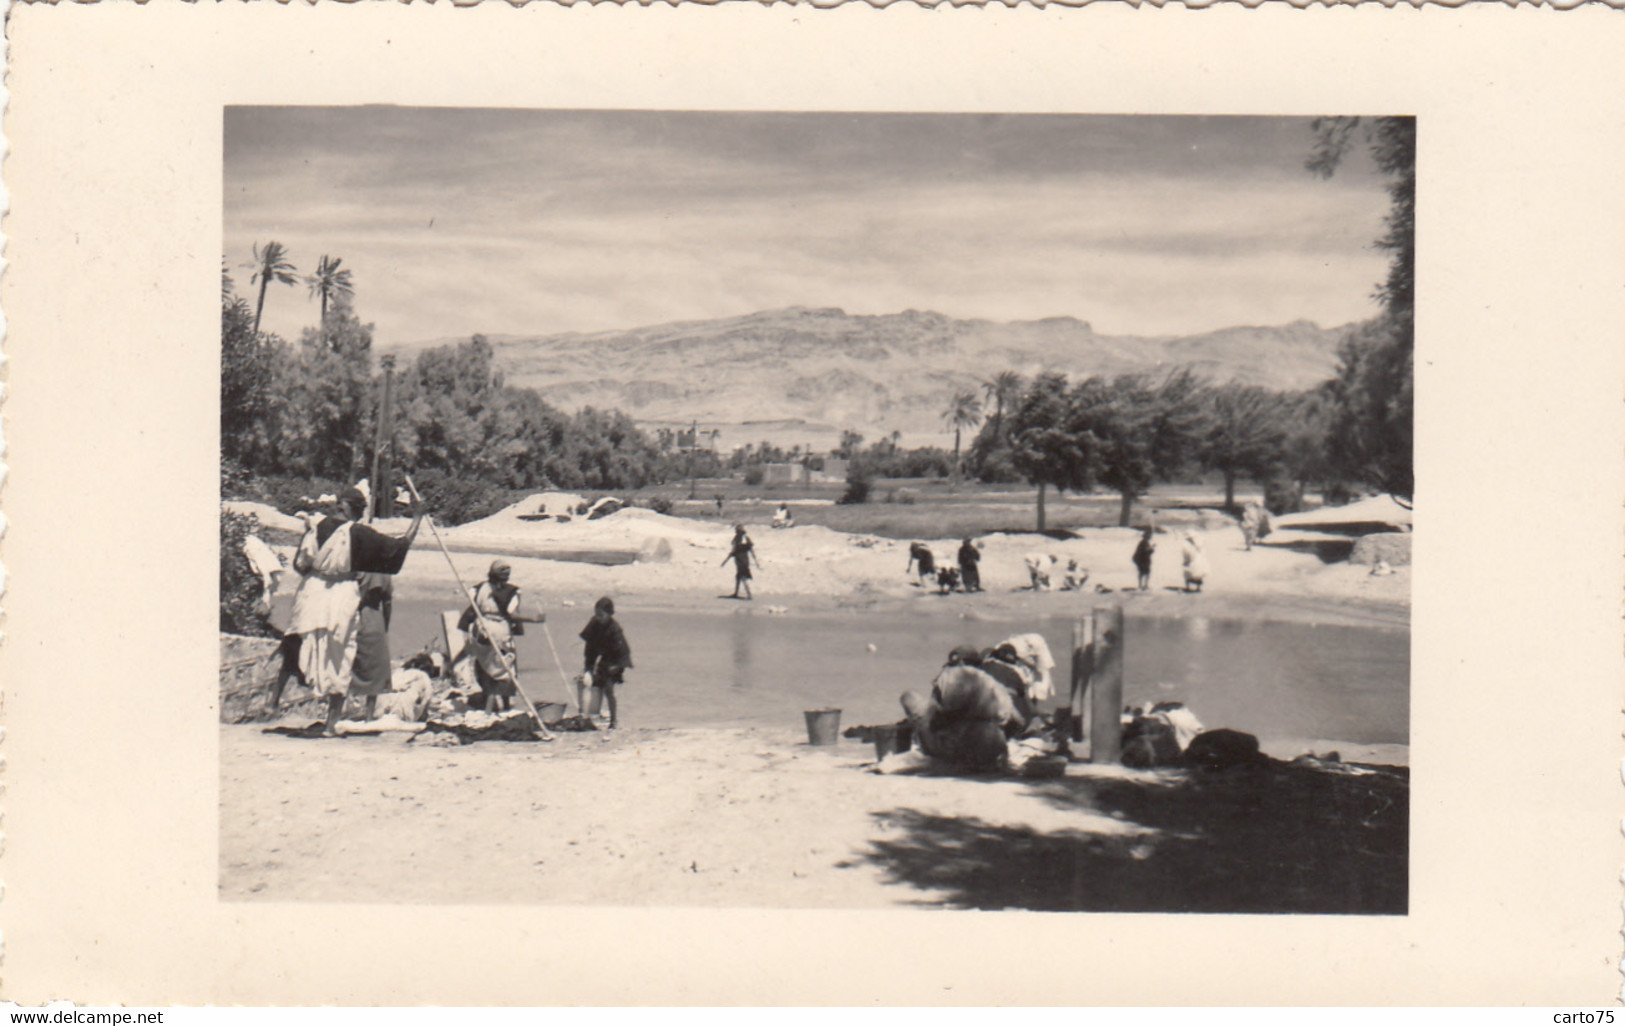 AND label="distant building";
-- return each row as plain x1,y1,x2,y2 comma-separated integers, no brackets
815,458,849,482
763,462,810,486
